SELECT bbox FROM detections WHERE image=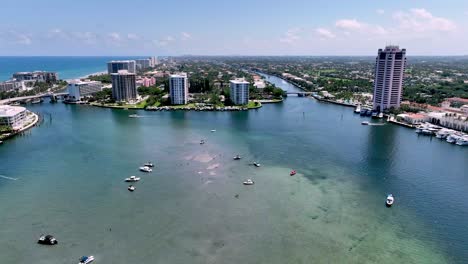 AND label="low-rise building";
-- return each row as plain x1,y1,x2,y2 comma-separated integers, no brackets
67,80,103,102
428,112,468,132
0,105,28,130
399,113,430,124
12,71,58,83
230,79,249,105
0,80,26,92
